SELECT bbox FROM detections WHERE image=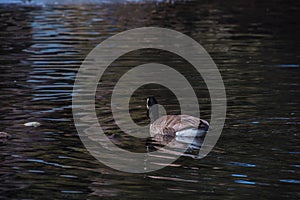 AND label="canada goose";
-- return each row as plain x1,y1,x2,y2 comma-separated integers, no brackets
147,96,209,138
